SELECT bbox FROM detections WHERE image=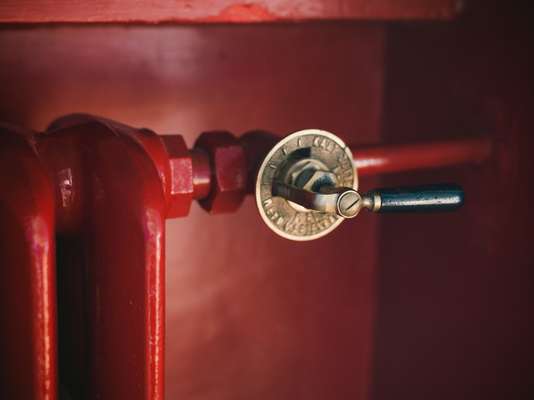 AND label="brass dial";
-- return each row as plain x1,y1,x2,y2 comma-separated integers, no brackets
255,129,356,241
